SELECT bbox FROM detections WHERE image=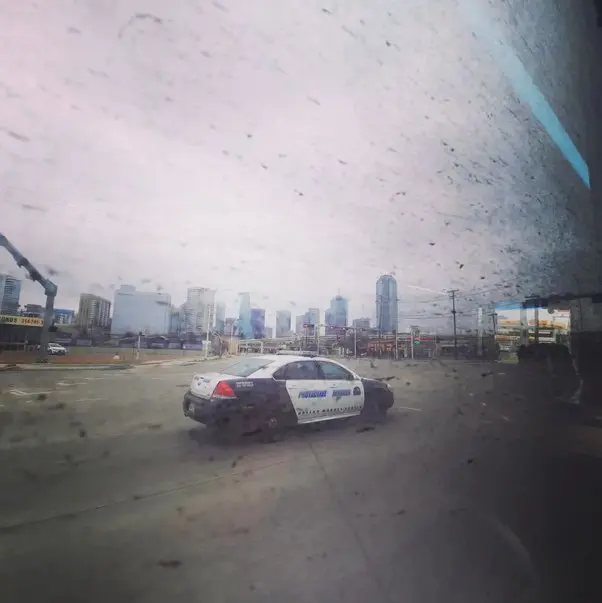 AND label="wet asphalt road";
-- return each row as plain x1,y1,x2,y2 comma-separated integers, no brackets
1,358,601,602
